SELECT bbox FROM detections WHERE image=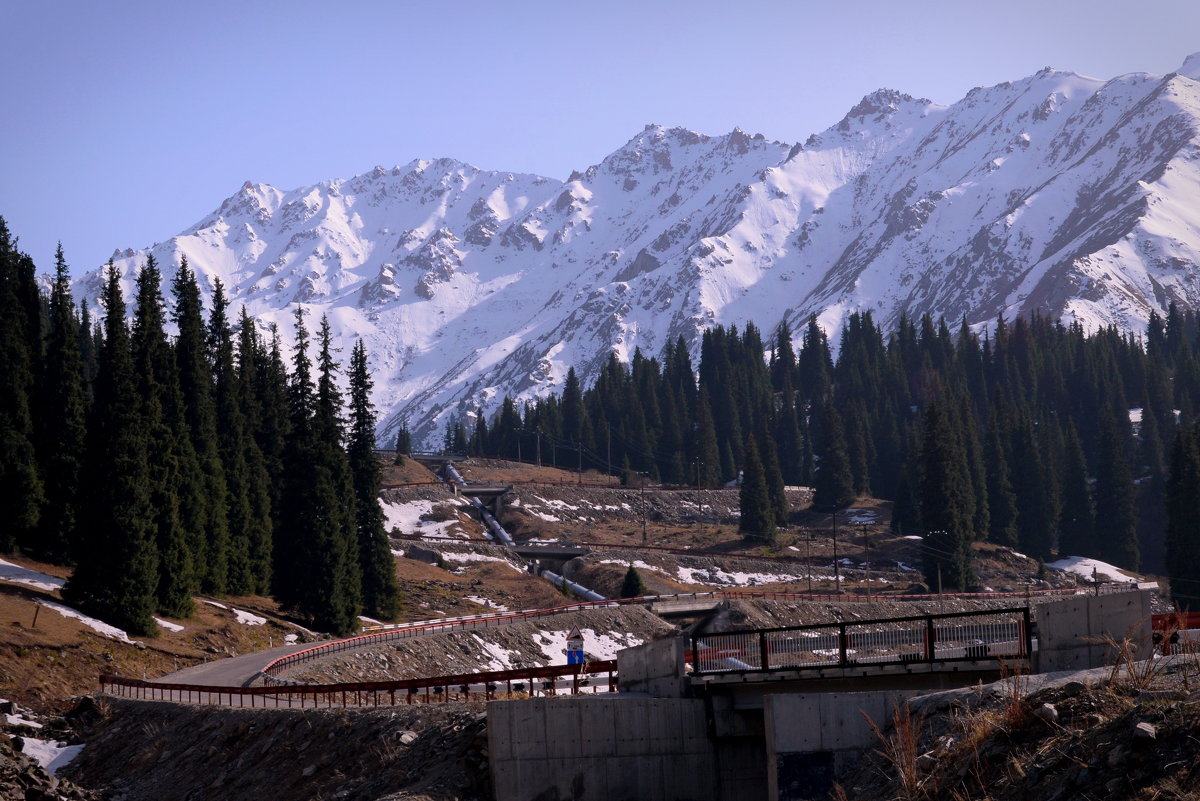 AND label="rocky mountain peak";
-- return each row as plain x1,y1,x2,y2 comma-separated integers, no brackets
76,58,1200,445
